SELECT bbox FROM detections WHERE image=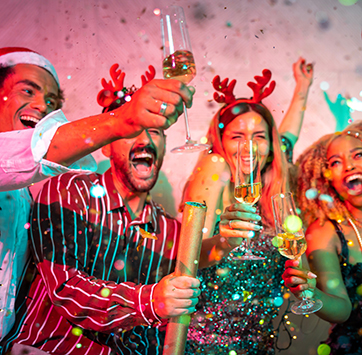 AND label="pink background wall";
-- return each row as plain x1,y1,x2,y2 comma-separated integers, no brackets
2,0,362,353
